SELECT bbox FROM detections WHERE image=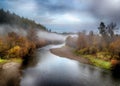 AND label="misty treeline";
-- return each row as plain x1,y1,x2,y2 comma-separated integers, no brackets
0,9,47,30
0,29,40,60
76,22,120,64
0,9,50,60
0,9,54,59
0,9,65,61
